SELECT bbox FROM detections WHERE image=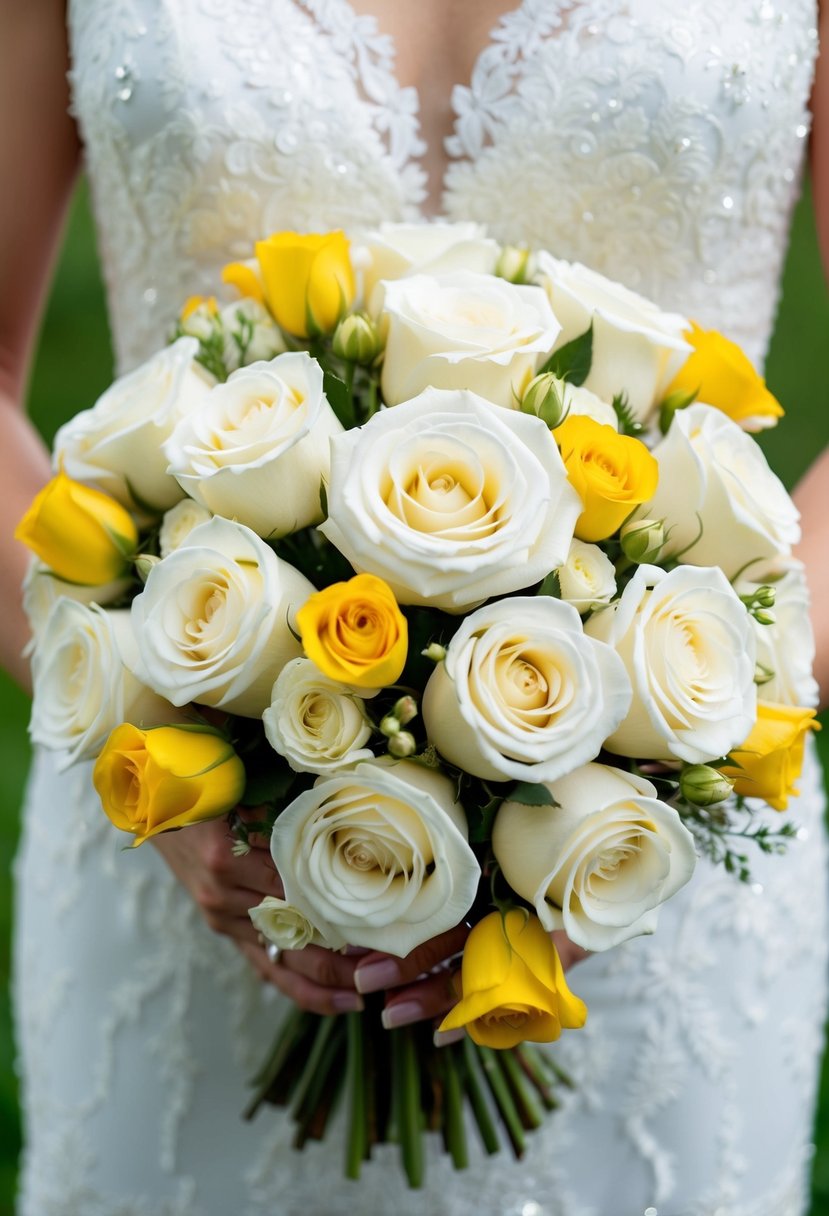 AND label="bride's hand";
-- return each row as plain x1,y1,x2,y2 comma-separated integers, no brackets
352,926,589,1036
151,818,364,1016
